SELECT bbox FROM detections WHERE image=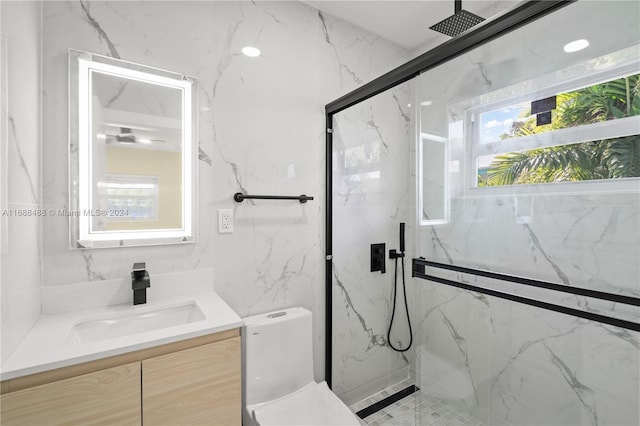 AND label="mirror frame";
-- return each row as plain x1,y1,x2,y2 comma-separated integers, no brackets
417,131,449,226
69,49,198,248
